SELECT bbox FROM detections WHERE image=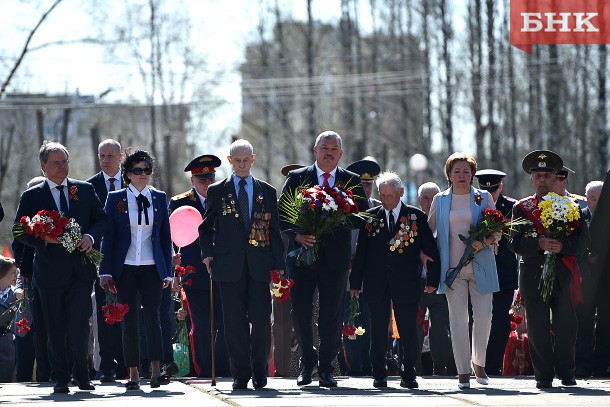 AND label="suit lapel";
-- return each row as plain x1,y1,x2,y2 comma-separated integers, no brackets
66,179,76,217
252,178,262,215
224,177,246,230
